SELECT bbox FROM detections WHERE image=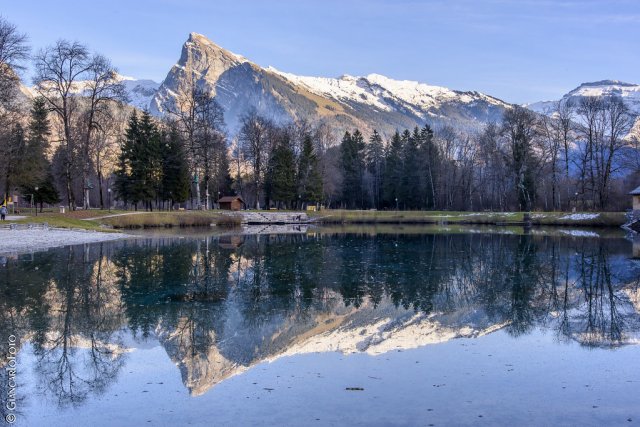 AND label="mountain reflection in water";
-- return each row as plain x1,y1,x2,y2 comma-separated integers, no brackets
1,230,639,408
